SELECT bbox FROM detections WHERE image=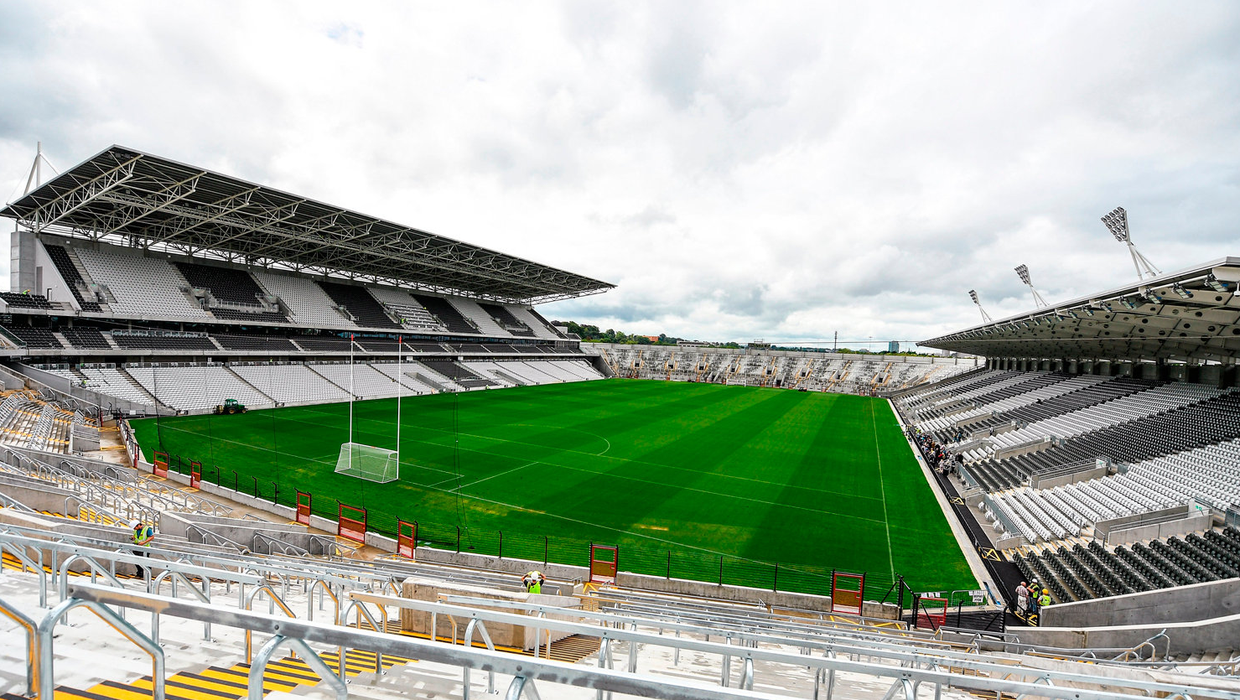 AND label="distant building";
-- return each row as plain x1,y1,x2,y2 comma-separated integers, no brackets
888,341,900,353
